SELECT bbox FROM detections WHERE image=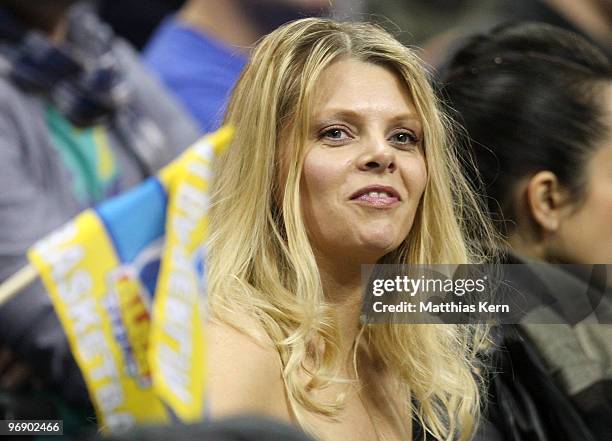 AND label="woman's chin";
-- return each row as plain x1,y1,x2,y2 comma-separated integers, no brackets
360,229,404,250
314,229,406,264
351,236,403,262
